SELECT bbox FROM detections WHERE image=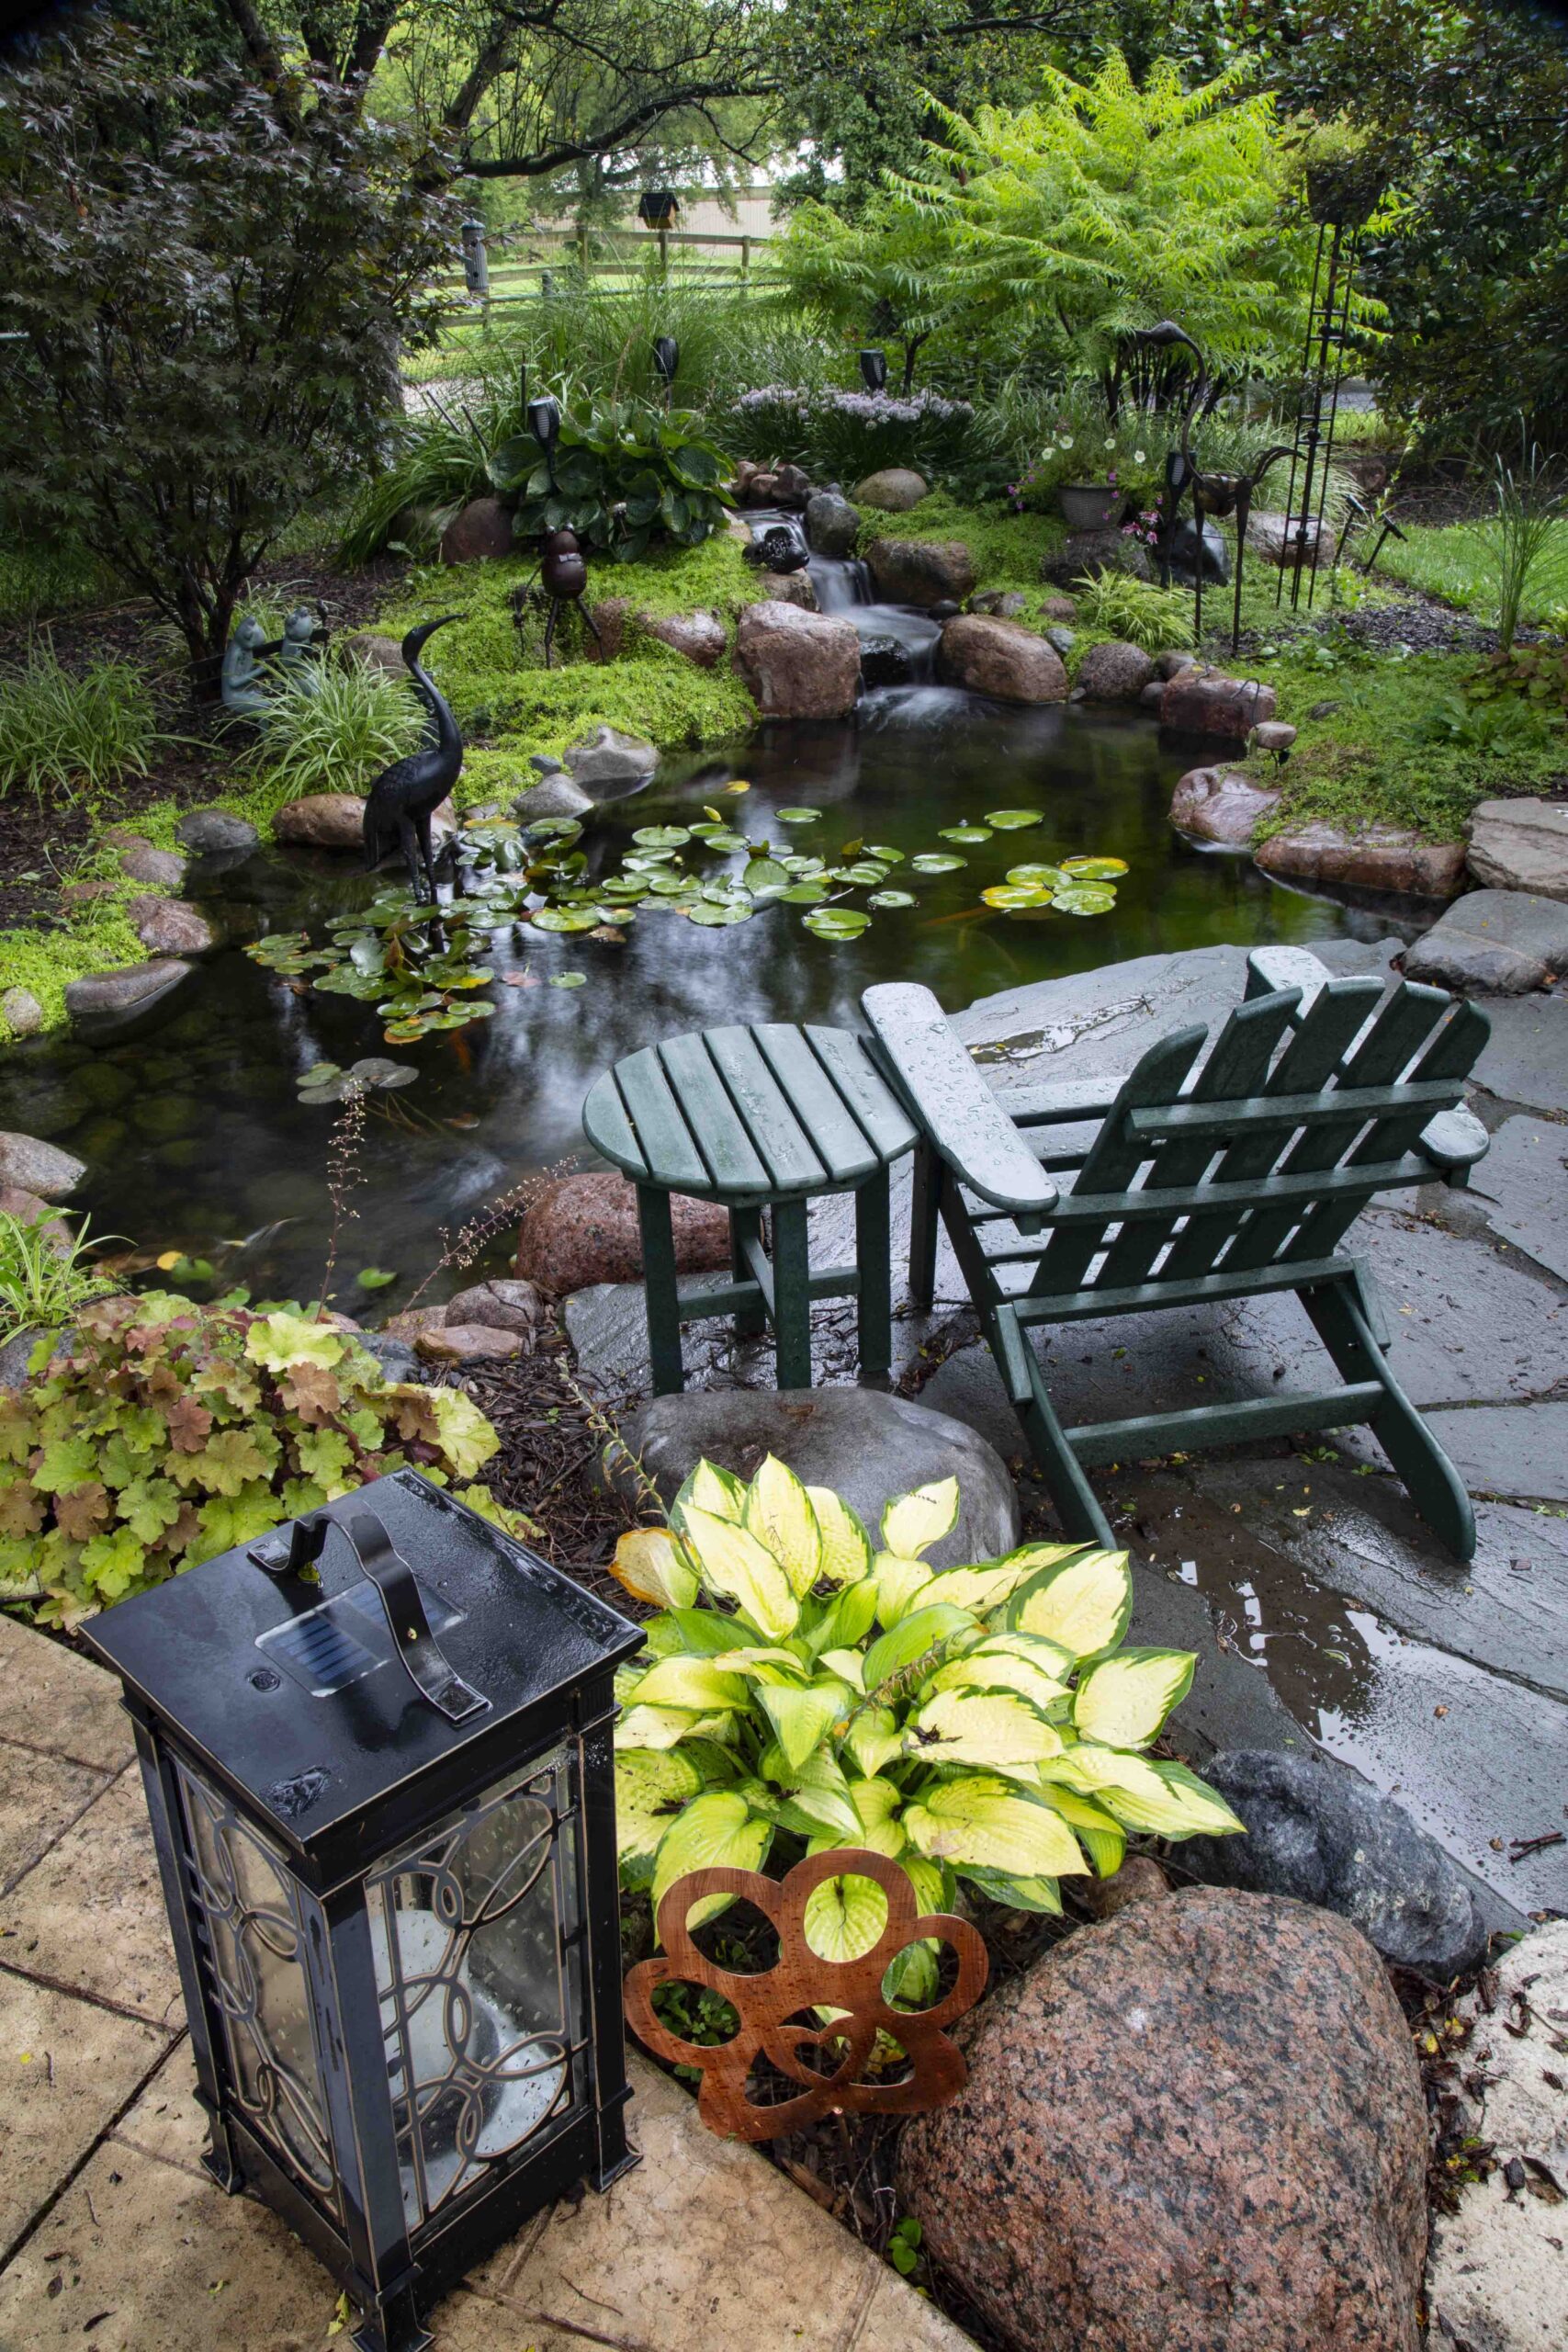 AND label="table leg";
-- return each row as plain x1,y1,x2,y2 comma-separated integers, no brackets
854,1166,893,1385
770,1197,813,1390
635,1185,684,1395
728,1204,766,1337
